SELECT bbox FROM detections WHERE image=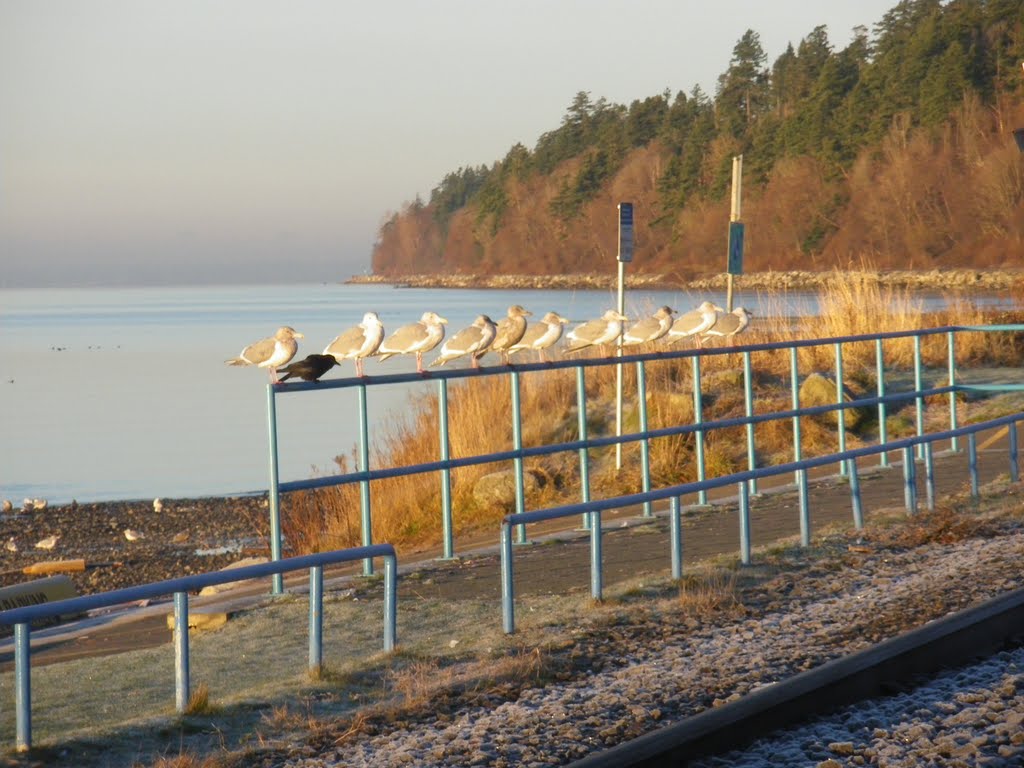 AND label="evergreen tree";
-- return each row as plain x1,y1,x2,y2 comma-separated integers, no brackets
715,29,771,137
